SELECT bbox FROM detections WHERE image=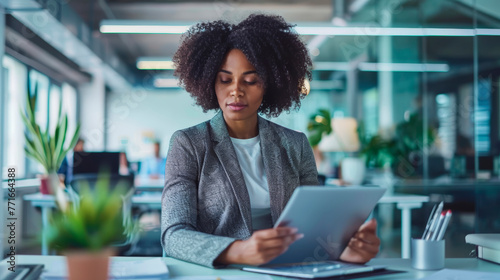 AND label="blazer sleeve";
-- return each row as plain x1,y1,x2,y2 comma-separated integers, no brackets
298,133,320,185
161,130,237,267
